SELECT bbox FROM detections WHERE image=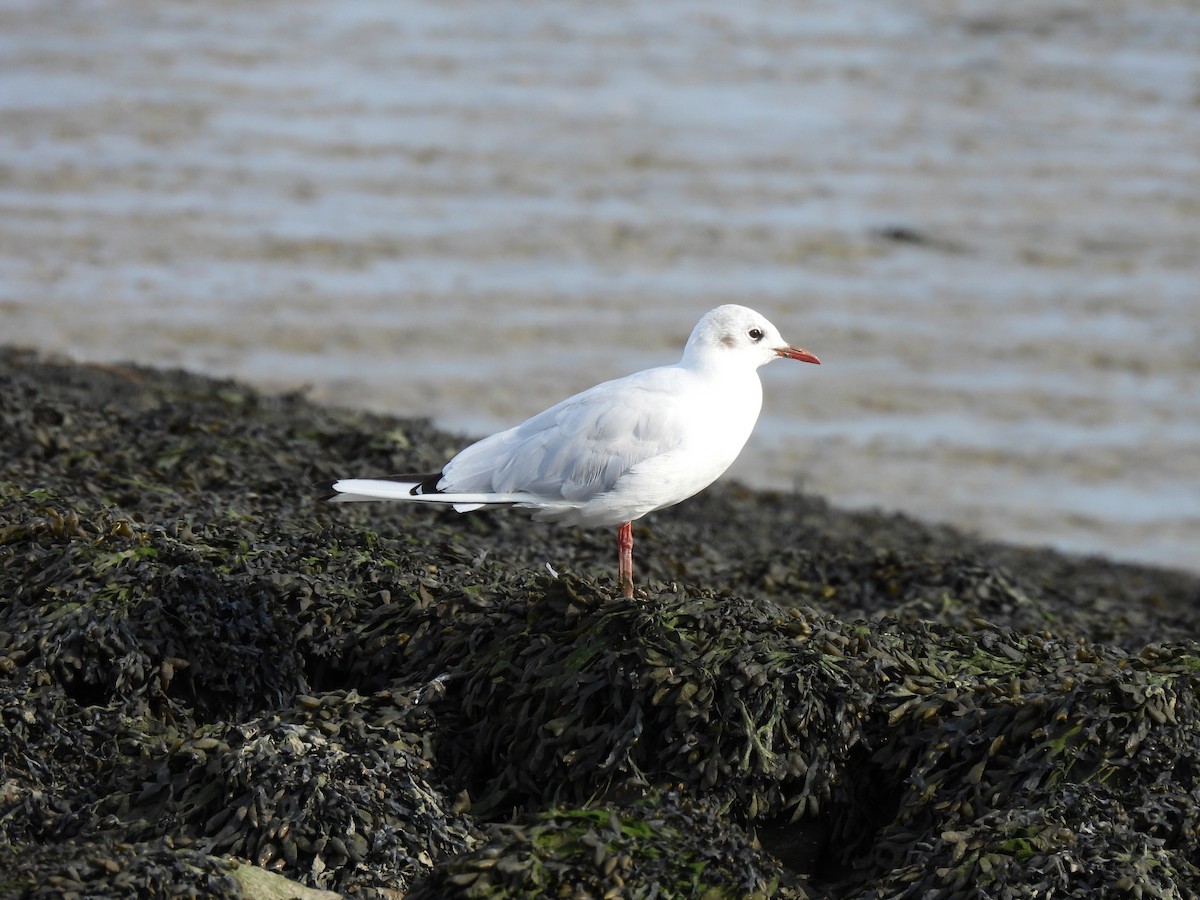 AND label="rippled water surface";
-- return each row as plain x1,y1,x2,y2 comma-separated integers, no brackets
2,0,1198,572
